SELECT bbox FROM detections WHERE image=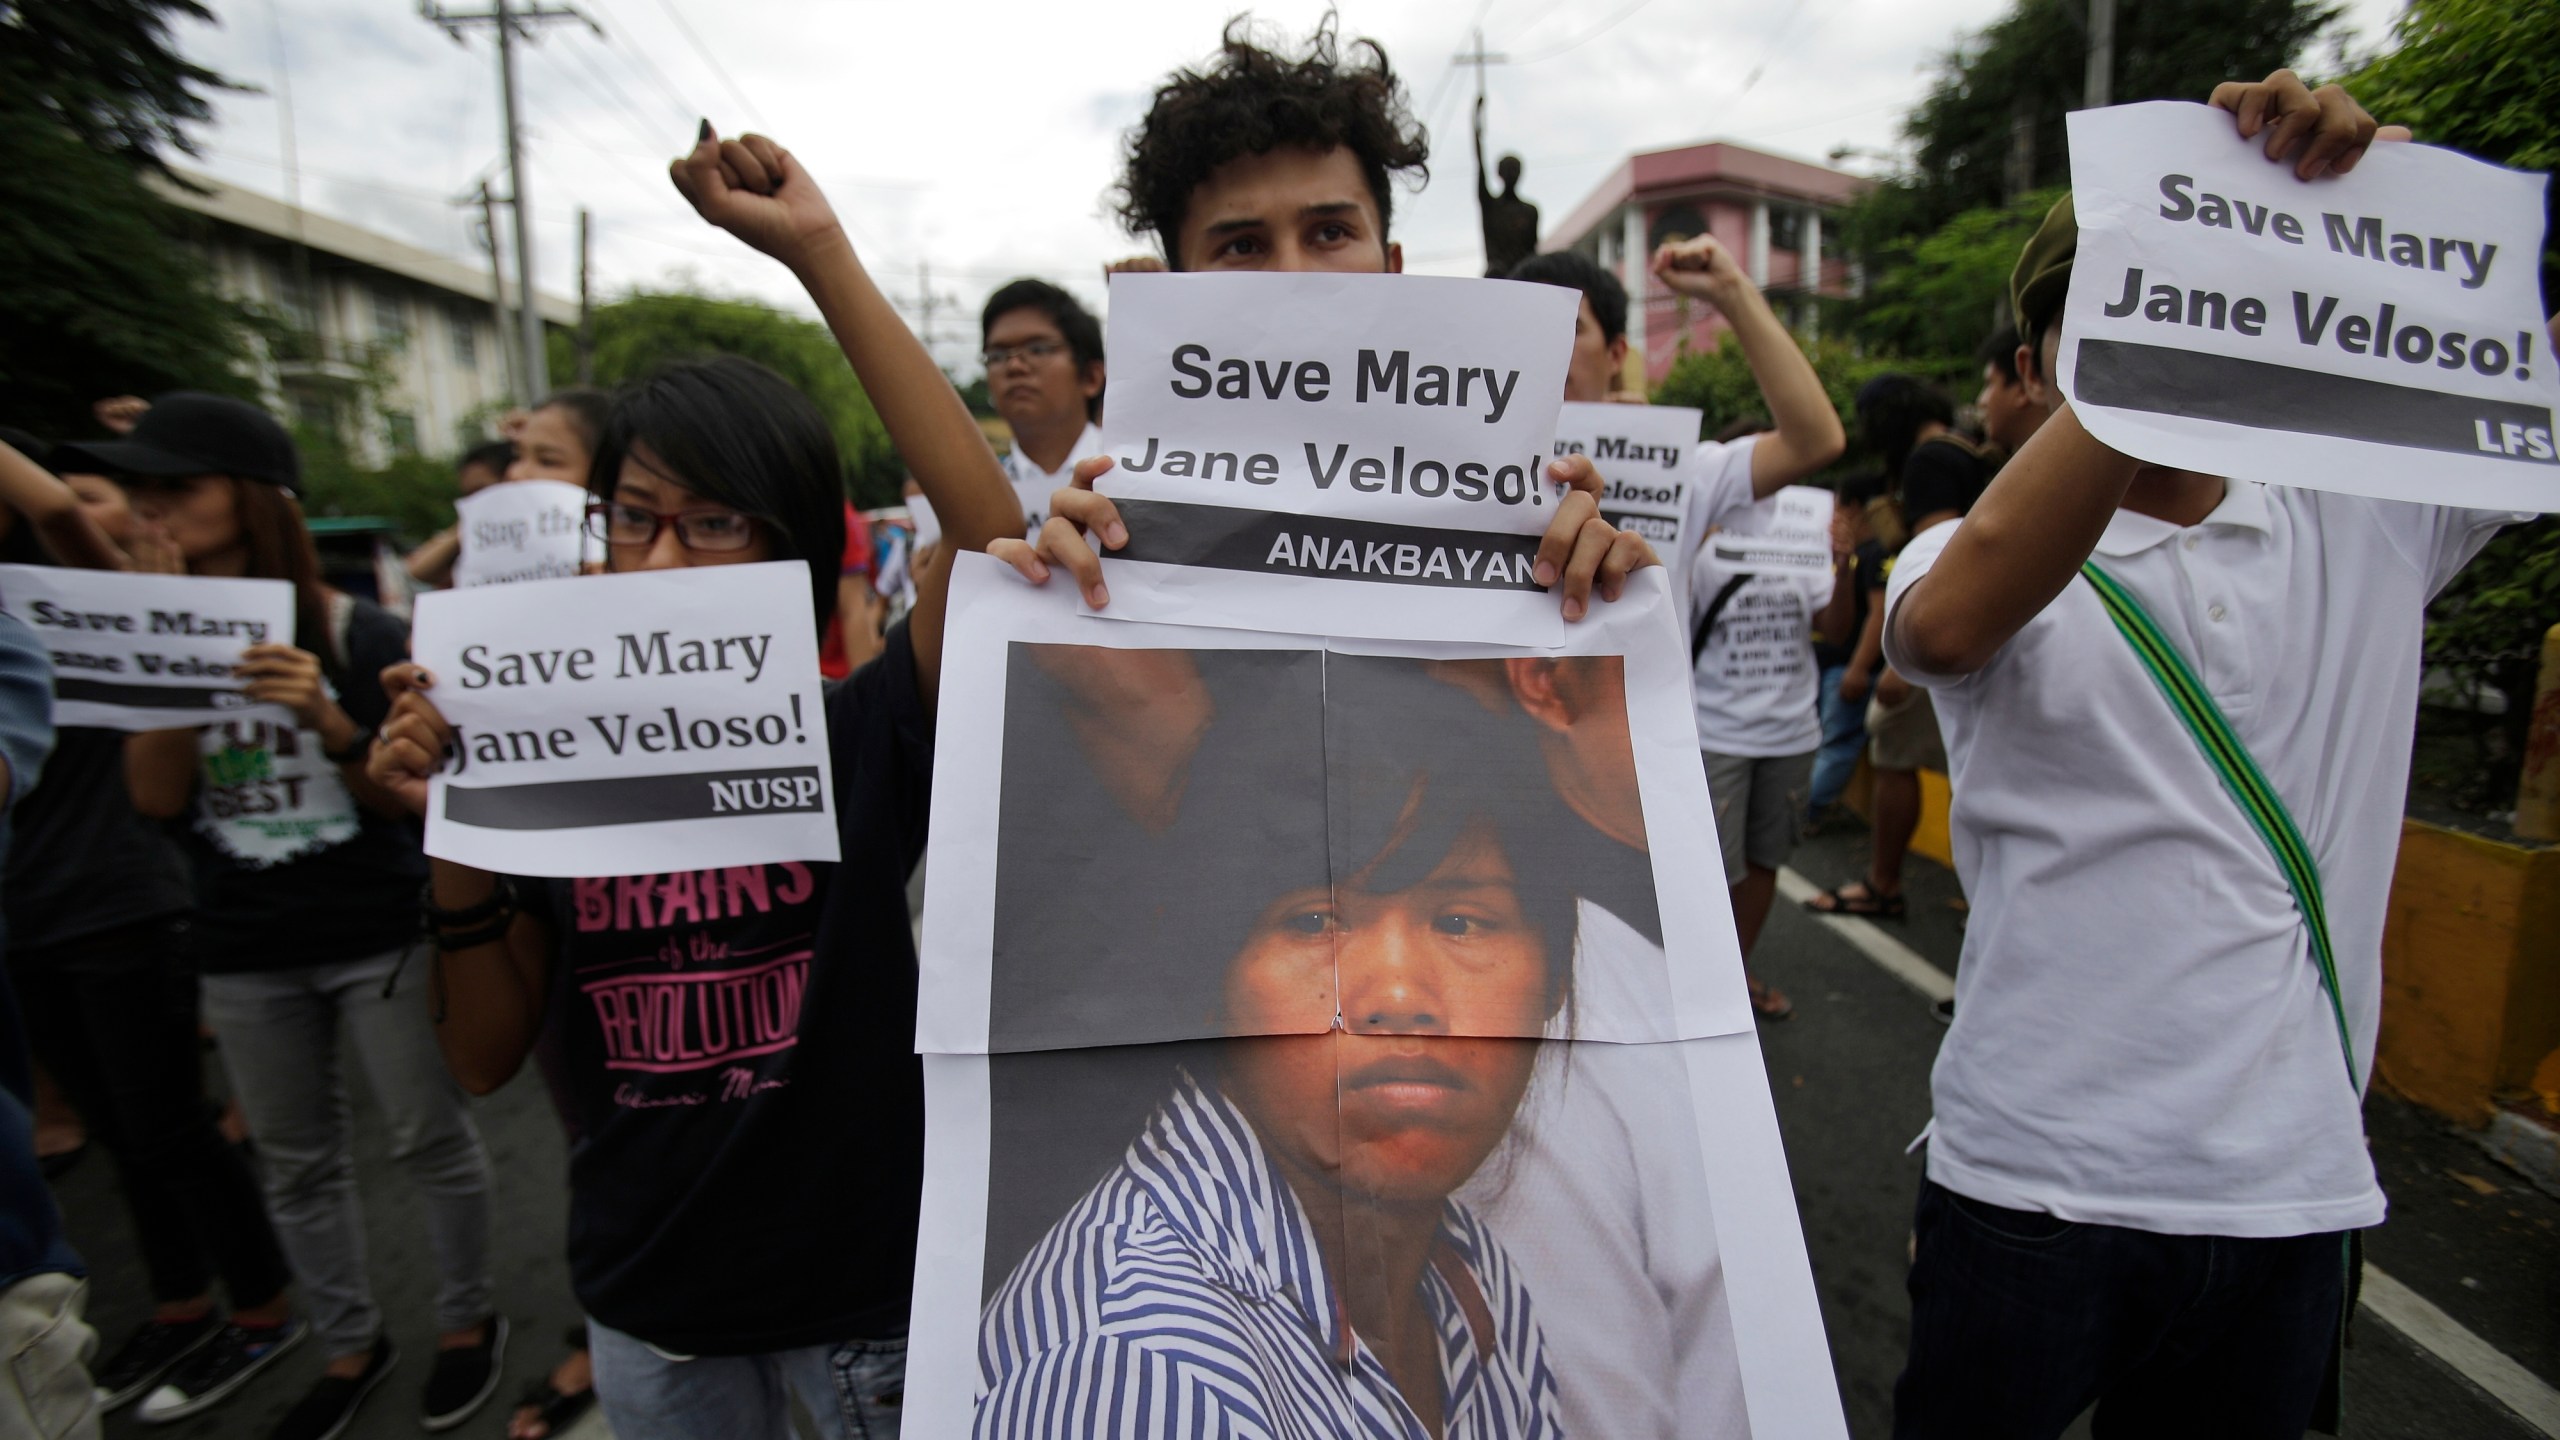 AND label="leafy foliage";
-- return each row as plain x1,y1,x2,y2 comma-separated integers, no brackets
2338,0,2560,310
1838,0,2339,341
0,0,253,437
1852,188,2067,362
294,428,459,547
1653,332,1971,480
2338,0,2560,808
0,0,236,169
555,291,906,508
